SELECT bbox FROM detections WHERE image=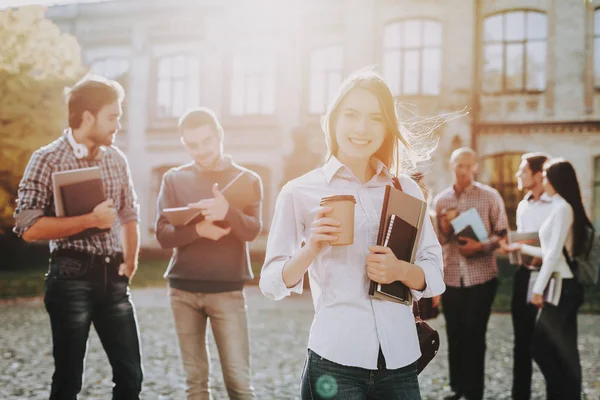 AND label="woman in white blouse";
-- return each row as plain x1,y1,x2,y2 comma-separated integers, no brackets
503,159,591,400
259,69,445,399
